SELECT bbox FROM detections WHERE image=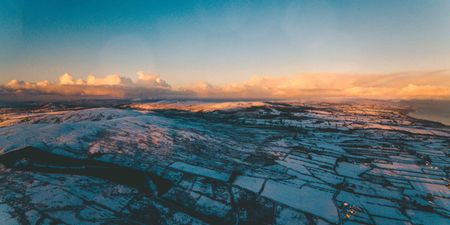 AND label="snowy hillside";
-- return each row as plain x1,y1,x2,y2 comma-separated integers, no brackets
0,100,449,224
